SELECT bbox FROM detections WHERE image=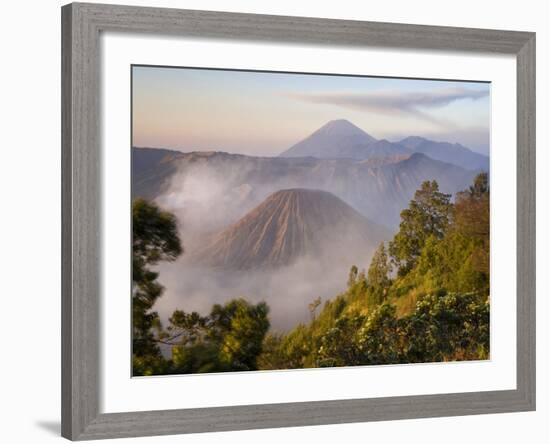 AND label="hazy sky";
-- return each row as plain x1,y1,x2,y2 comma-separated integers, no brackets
132,66,490,156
